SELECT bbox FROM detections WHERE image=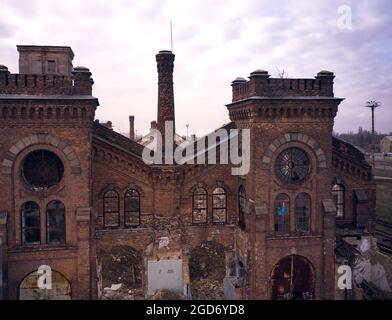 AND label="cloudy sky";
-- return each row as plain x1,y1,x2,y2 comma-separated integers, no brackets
1,0,391,136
